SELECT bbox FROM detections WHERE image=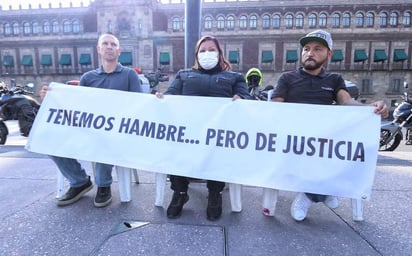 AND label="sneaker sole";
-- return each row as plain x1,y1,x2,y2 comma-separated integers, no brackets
94,196,112,208
57,184,93,206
